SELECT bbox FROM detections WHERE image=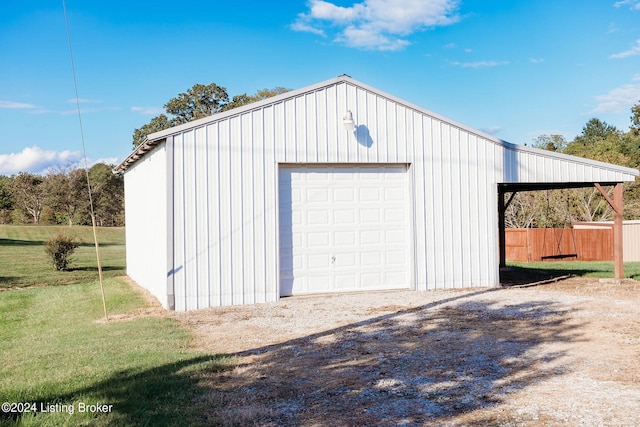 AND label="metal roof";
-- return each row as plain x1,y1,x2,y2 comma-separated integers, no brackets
114,75,639,180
